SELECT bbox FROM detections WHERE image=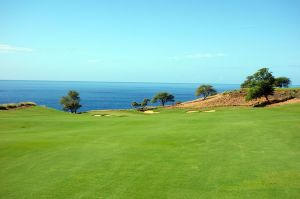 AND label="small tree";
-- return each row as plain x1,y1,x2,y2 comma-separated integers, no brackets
131,101,141,110
241,68,275,88
141,98,150,109
243,68,275,103
274,77,291,88
195,84,217,100
132,98,151,111
151,92,175,106
60,90,82,113
241,76,253,88
246,81,274,102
